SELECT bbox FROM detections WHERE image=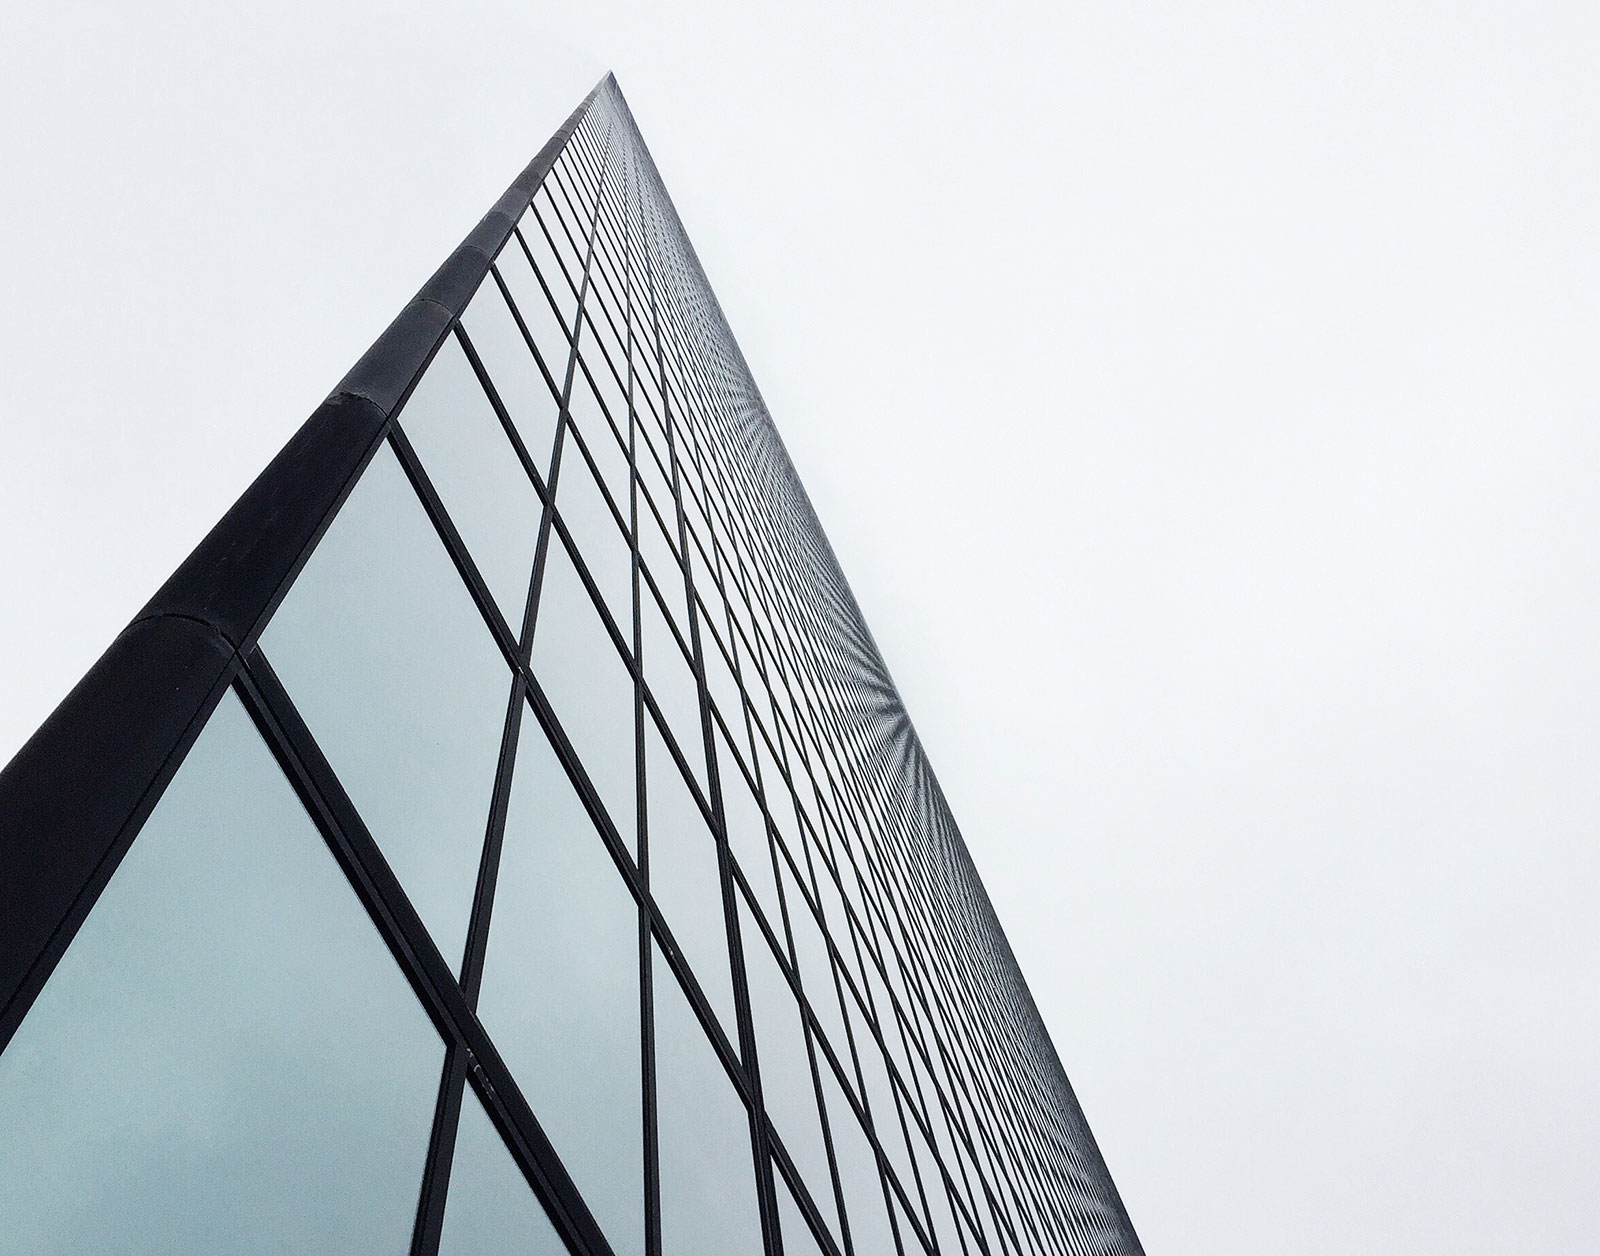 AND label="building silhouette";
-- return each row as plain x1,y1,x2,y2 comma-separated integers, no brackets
0,77,1143,1256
